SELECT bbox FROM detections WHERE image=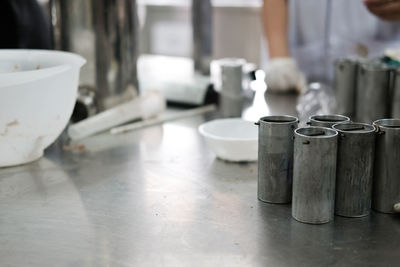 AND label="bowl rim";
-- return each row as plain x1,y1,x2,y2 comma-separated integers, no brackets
0,49,86,71
0,49,86,87
198,118,258,142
